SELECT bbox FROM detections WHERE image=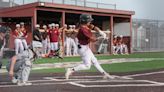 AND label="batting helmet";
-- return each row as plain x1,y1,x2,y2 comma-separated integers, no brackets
80,14,93,24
